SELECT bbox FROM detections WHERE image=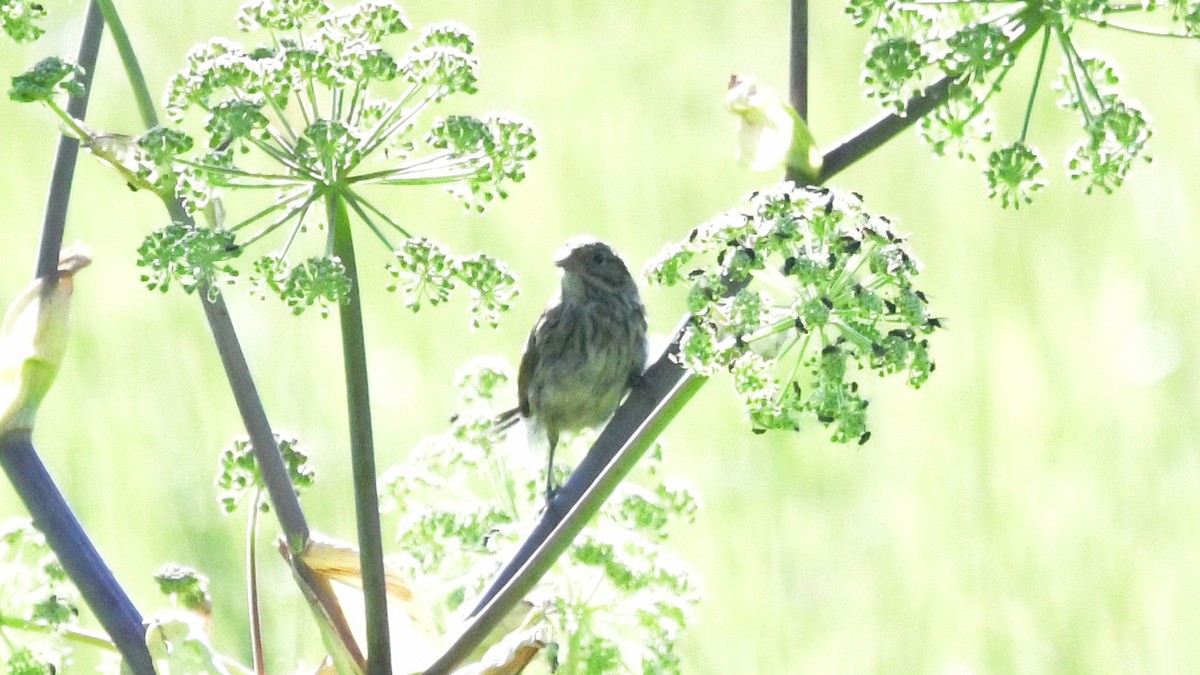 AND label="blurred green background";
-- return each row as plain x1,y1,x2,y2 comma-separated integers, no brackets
3,2,1200,673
